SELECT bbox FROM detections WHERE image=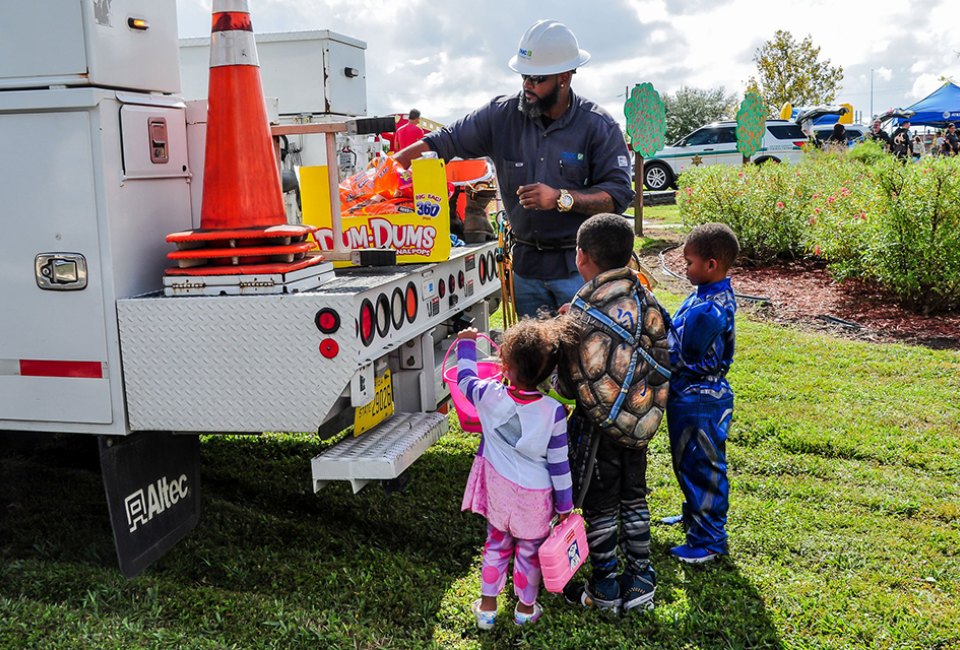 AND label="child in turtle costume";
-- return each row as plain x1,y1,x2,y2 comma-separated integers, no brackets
555,214,672,614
